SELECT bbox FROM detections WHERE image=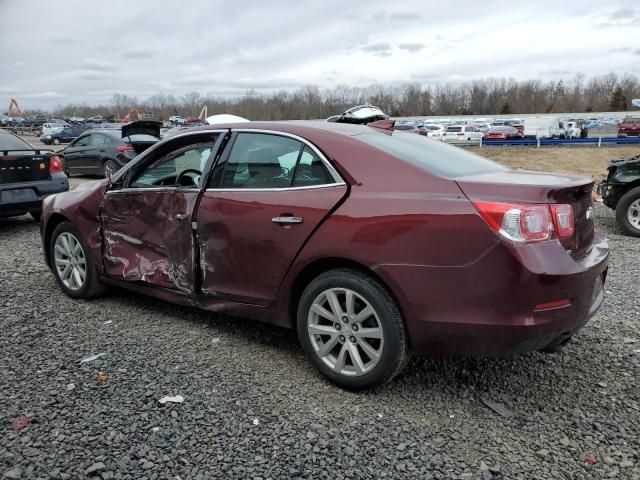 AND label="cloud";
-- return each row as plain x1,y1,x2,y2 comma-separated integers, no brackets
540,69,572,76
362,43,393,57
122,49,156,59
398,43,425,53
635,49,640,56
1,0,638,110
77,71,116,81
609,7,636,19
82,59,114,72
371,10,421,22
594,7,640,28
22,92,67,99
